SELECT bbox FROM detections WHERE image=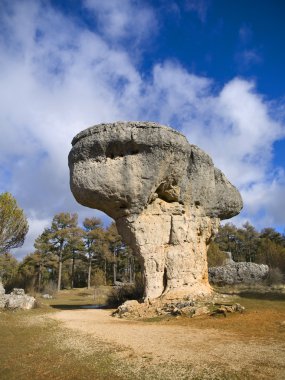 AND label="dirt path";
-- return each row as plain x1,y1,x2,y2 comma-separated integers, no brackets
51,308,285,379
